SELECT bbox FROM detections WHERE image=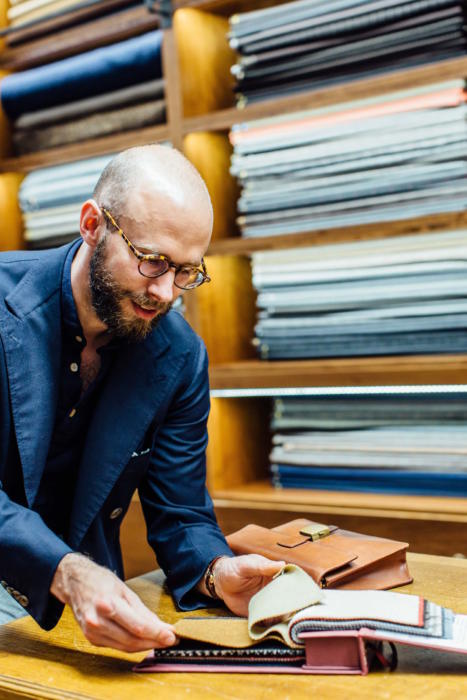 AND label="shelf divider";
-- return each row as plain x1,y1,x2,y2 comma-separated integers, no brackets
212,479,467,521
209,356,467,390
